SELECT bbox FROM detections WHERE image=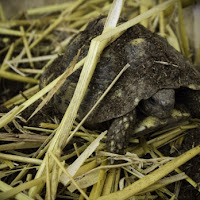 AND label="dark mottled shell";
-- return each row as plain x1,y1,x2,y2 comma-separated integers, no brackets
40,16,200,125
